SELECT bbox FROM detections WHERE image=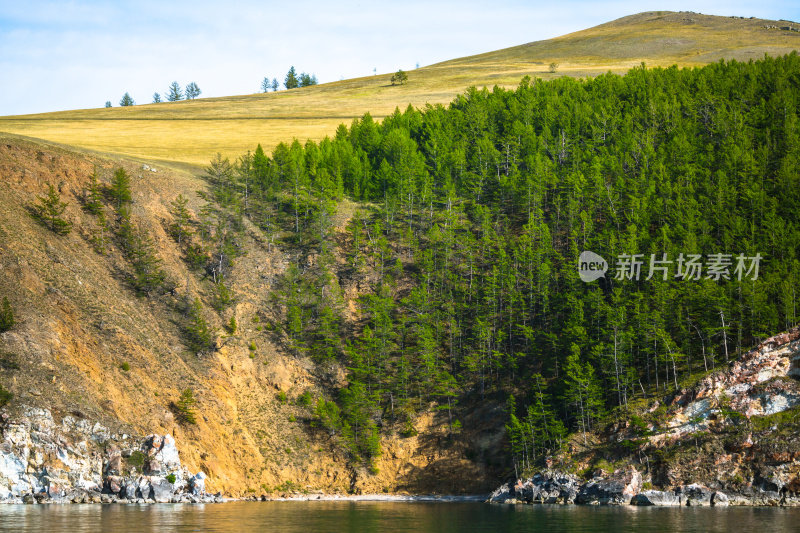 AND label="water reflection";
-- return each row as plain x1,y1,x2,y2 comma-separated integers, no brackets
0,501,798,533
